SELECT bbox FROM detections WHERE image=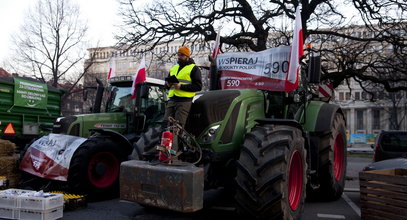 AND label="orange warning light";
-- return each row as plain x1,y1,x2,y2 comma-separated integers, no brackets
3,122,16,135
